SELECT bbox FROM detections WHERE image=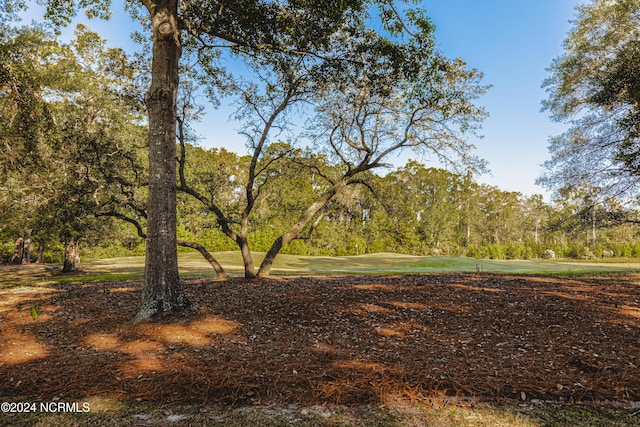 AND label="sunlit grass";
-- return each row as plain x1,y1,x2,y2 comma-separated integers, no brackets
181,251,640,275
3,252,640,290
401,256,640,275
